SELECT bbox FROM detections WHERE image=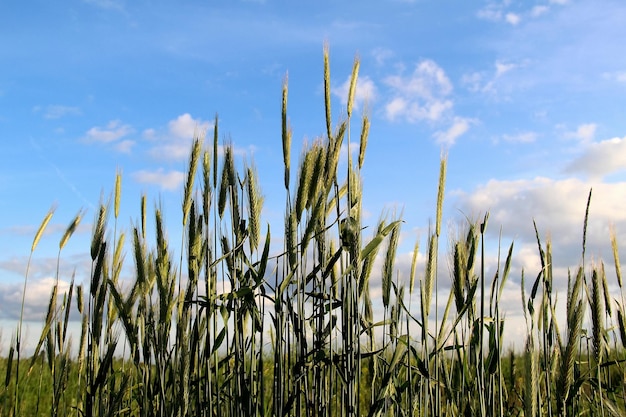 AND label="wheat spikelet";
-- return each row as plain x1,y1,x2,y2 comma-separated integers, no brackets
610,227,623,288
111,232,125,284
523,337,538,417
91,206,108,263
591,268,604,364
246,164,263,250
582,188,592,263
282,74,291,190
114,169,121,220
348,163,361,215
183,136,203,226
285,208,297,270
32,206,56,252
60,210,84,251
358,112,369,170
76,283,84,315
202,149,212,221
409,239,419,295
359,219,385,297
295,144,313,222
307,141,326,211
323,43,332,140
617,304,626,348
436,157,447,237
452,241,466,313
324,121,345,190
423,233,437,321
382,219,400,309
558,299,584,414
346,55,360,118
218,144,234,219
600,262,612,317
568,267,584,325
141,193,147,240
